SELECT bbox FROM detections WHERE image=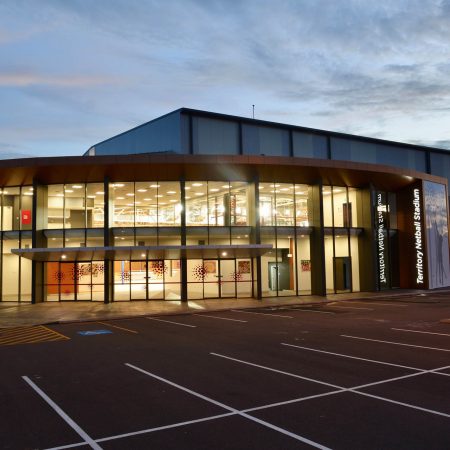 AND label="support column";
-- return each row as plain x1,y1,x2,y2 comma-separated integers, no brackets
310,182,326,296
180,179,188,302
103,177,110,304
253,177,262,299
31,179,46,303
